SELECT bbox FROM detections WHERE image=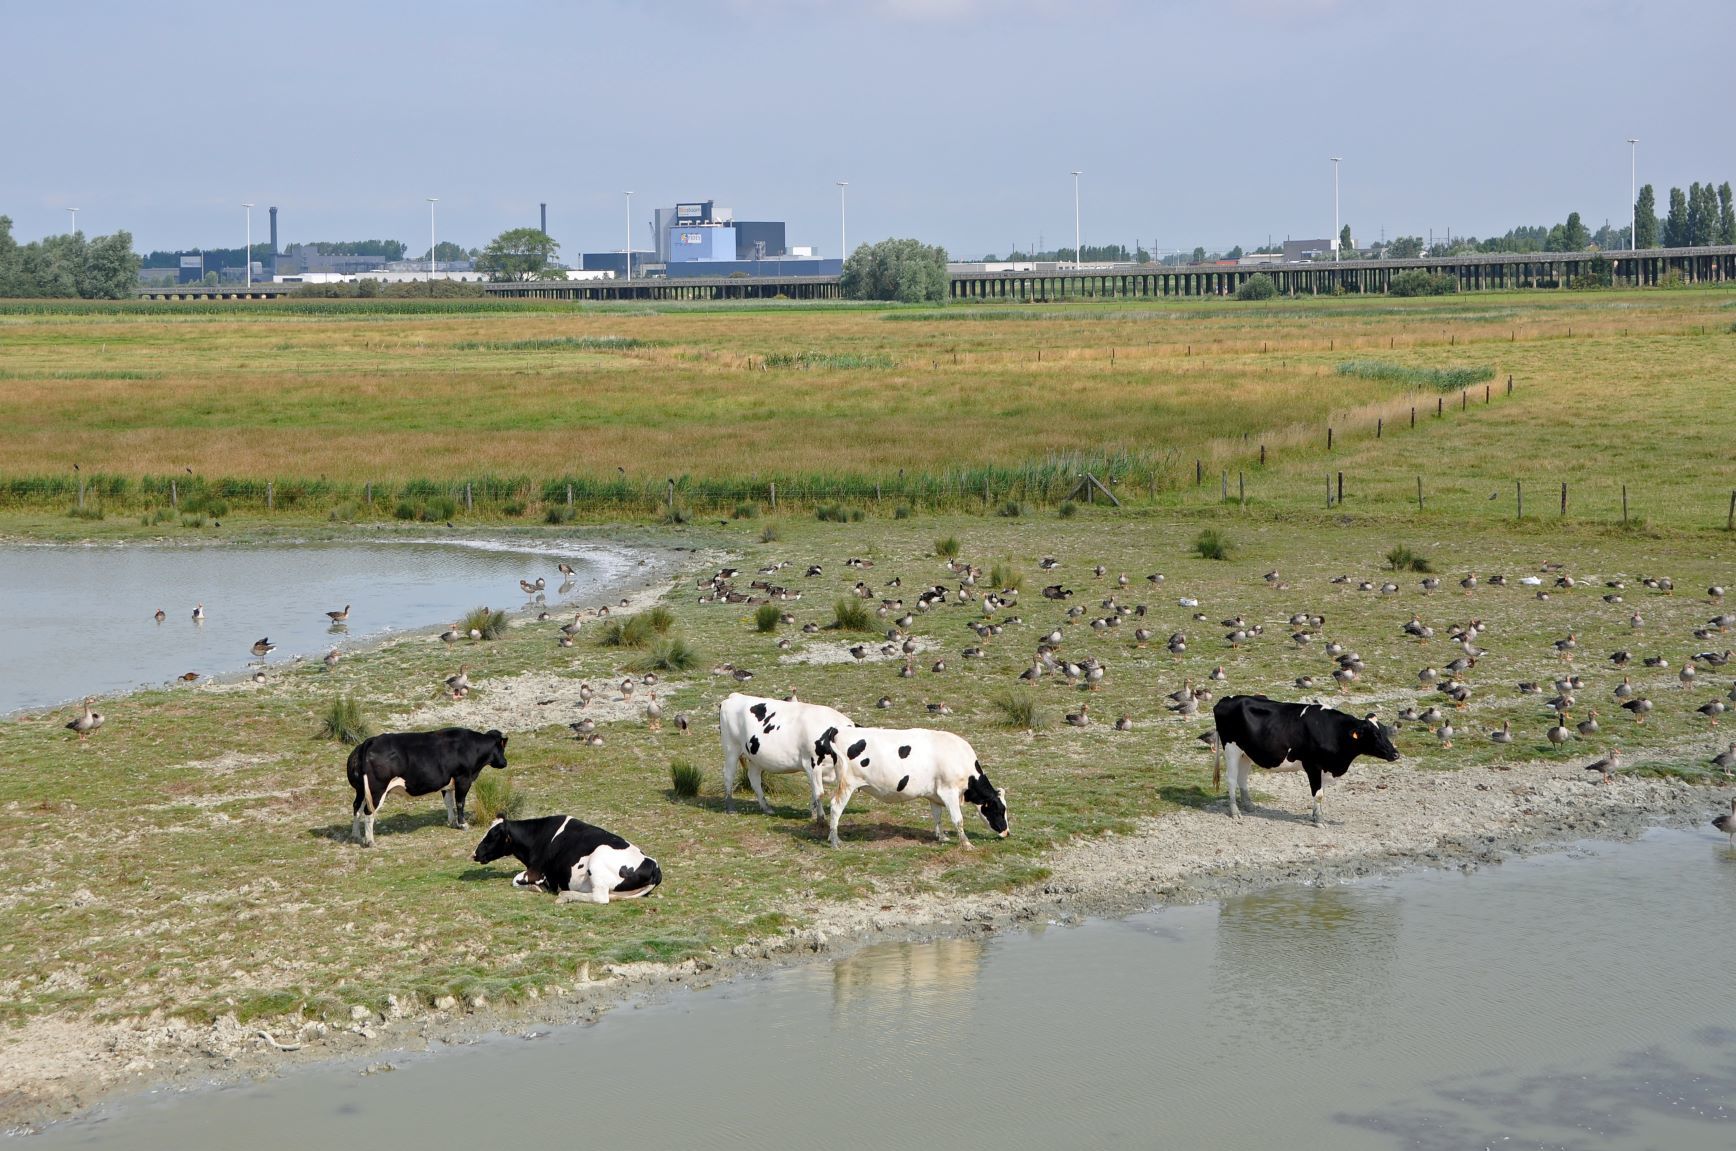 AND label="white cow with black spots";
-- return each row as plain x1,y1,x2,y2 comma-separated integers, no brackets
820,725,1010,848
719,692,856,820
